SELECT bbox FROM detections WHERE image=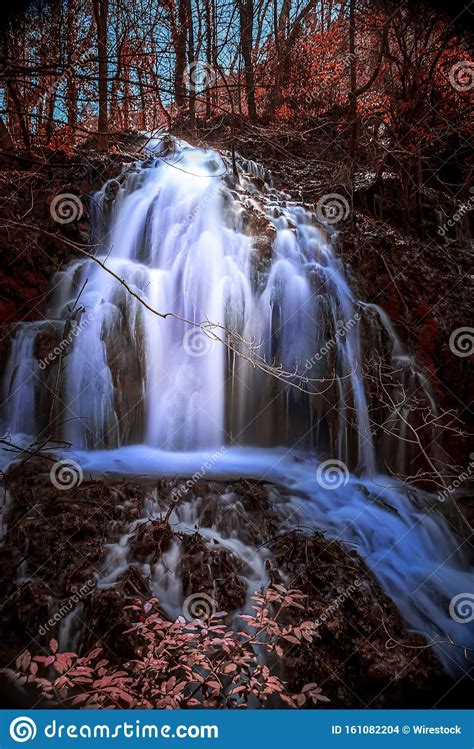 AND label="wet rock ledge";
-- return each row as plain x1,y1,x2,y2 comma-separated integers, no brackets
0,456,451,709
